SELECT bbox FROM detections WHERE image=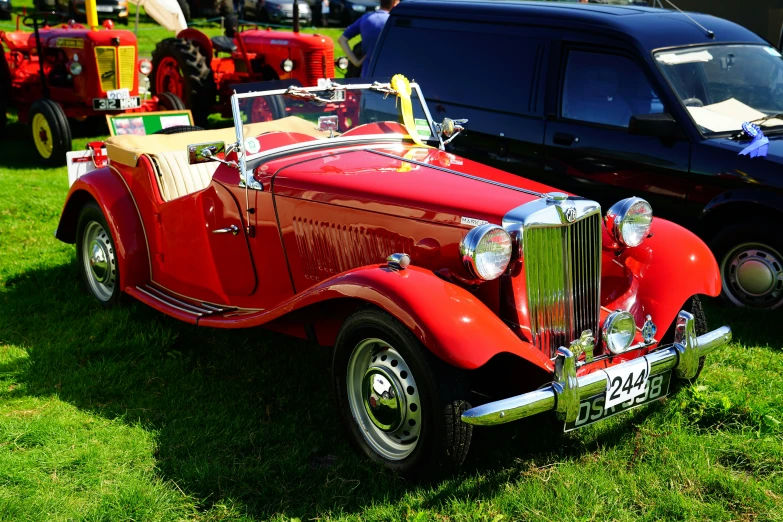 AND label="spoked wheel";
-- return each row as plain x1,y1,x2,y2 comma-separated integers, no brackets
76,202,121,306
29,99,71,166
711,224,783,310
333,308,472,477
